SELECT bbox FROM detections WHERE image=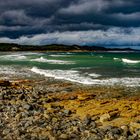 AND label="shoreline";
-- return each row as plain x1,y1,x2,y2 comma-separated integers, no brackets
0,79,140,139
0,50,139,53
